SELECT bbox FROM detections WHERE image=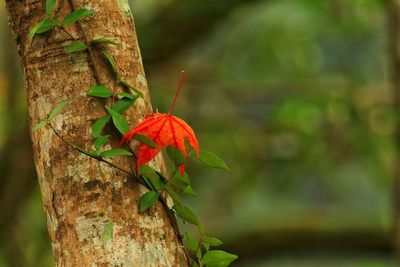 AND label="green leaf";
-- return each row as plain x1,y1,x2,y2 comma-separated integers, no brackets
131,88,144,98
173,204,199,225
201,250,238,267
100,148,132,157
165,185,181,204
139,191,159,212
173,171,190,185
93,135,109,150
199,150,232,173
29,20,45,39
48,99,70,121
139,165,159,181
118,80,144,98
66,41,87,53
117,92,138,100
32,120,49,132
92,38,117,45
166,146,185,166
46,0,58,15
118,80,133,88
183,186,198,197
105,106,129,134
62,9,94,26
132,134,158,148
112,98,137,113
202,236,223,250
102,219,114,242
37,18,57,33
139,167,165,191
185,232,199,253
170,171,191,192
100,50,118,75
29,18,57,38
87,85,113,98
92,115,110,138
197,249,203,261
152,177,166,191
